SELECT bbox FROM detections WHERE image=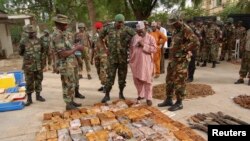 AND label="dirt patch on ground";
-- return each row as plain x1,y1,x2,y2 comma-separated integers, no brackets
233,95,250,109
153,83,215,100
